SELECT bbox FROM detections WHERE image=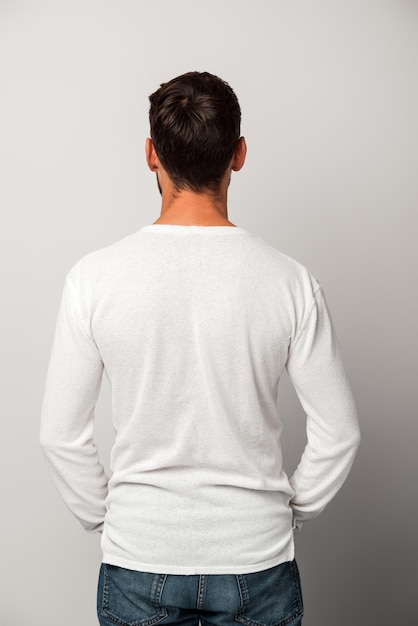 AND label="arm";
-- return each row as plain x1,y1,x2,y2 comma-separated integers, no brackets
285,284,361,532
40,273,108,533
